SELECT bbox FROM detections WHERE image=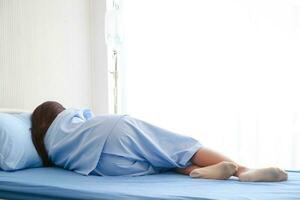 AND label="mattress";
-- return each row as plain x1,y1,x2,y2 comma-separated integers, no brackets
0,168,299,200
